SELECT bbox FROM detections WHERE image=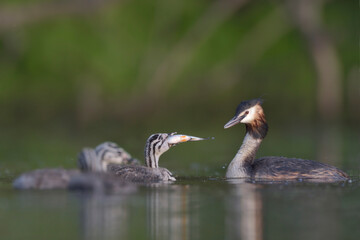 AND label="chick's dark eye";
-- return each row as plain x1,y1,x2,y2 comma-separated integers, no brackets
245,111,249,114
